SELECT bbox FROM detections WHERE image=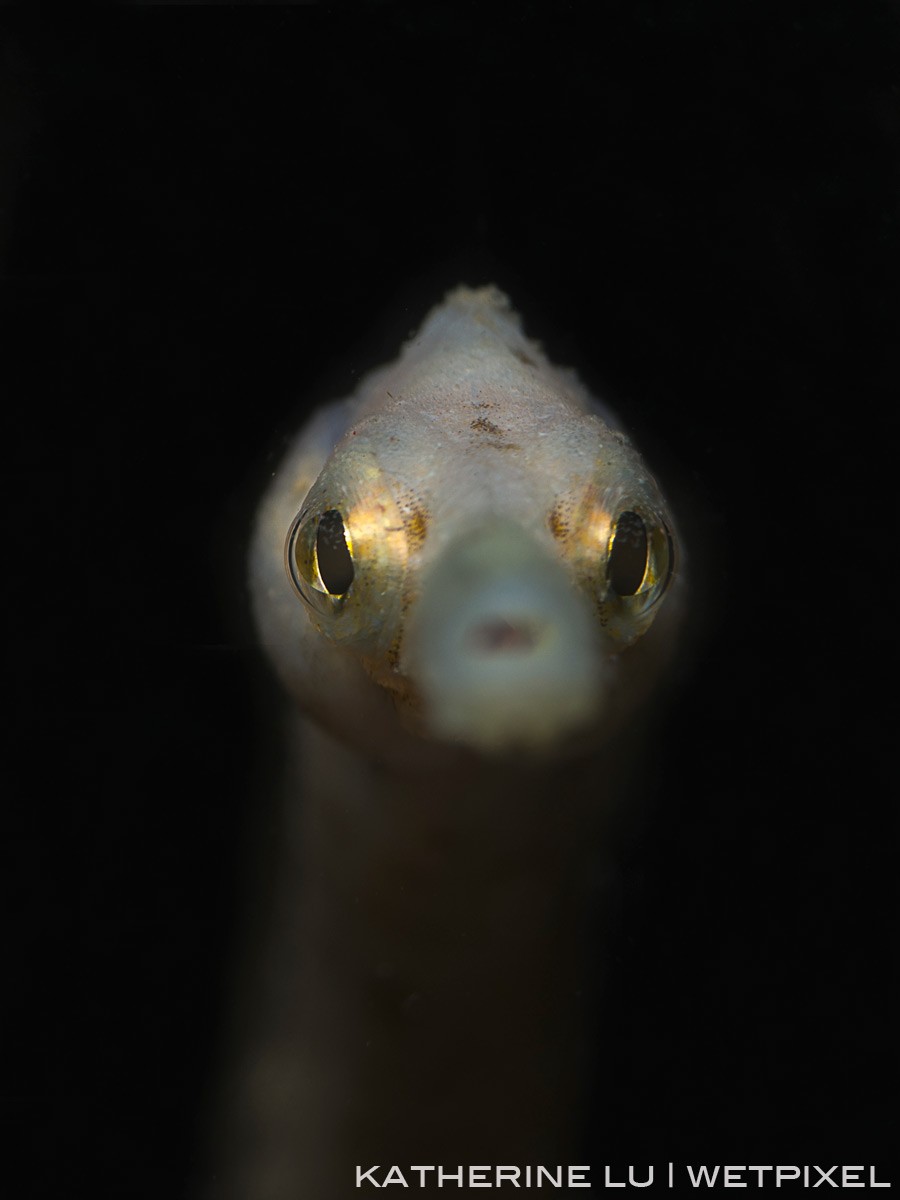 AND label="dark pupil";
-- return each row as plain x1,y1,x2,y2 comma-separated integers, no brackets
316,509,354,595
608,510,647,596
